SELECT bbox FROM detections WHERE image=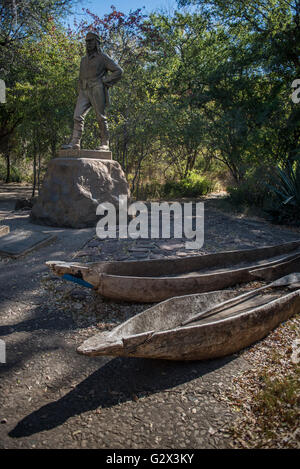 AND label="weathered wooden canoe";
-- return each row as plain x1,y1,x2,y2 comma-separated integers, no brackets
77,284,300,361
47,240,300,303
